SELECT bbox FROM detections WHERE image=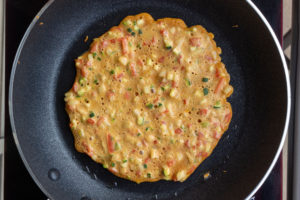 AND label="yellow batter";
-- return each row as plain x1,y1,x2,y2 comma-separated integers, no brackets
65,13,233,183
